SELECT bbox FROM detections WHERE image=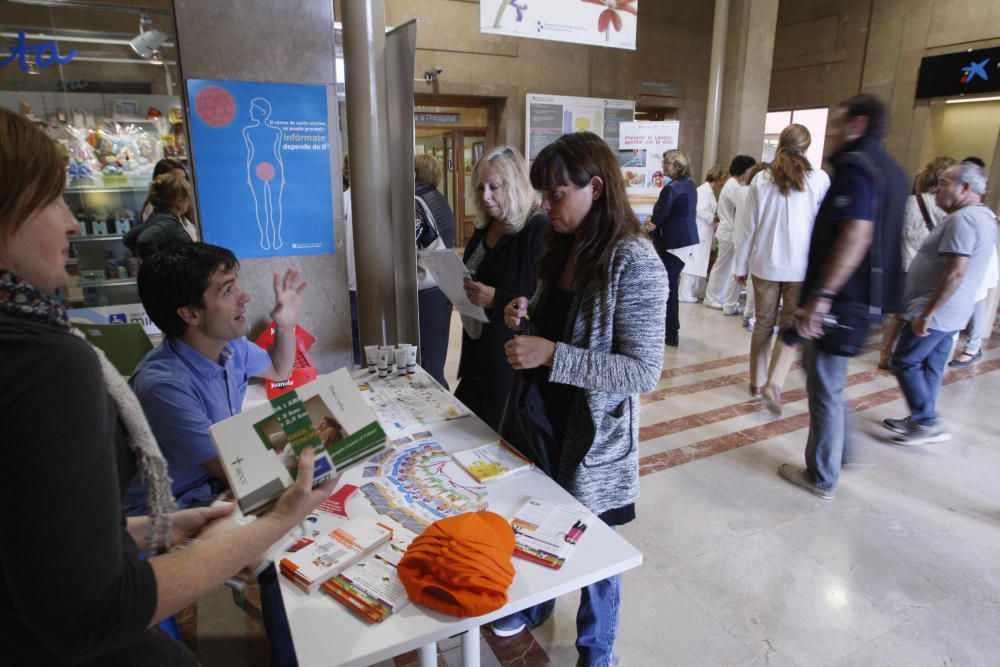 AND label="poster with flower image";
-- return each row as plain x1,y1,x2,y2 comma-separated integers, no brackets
481,0,638,51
